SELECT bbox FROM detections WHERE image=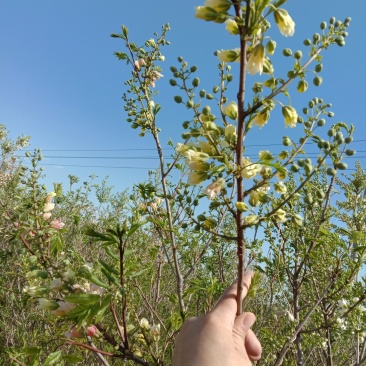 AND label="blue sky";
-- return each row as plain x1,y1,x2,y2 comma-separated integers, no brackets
1,0,365,193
